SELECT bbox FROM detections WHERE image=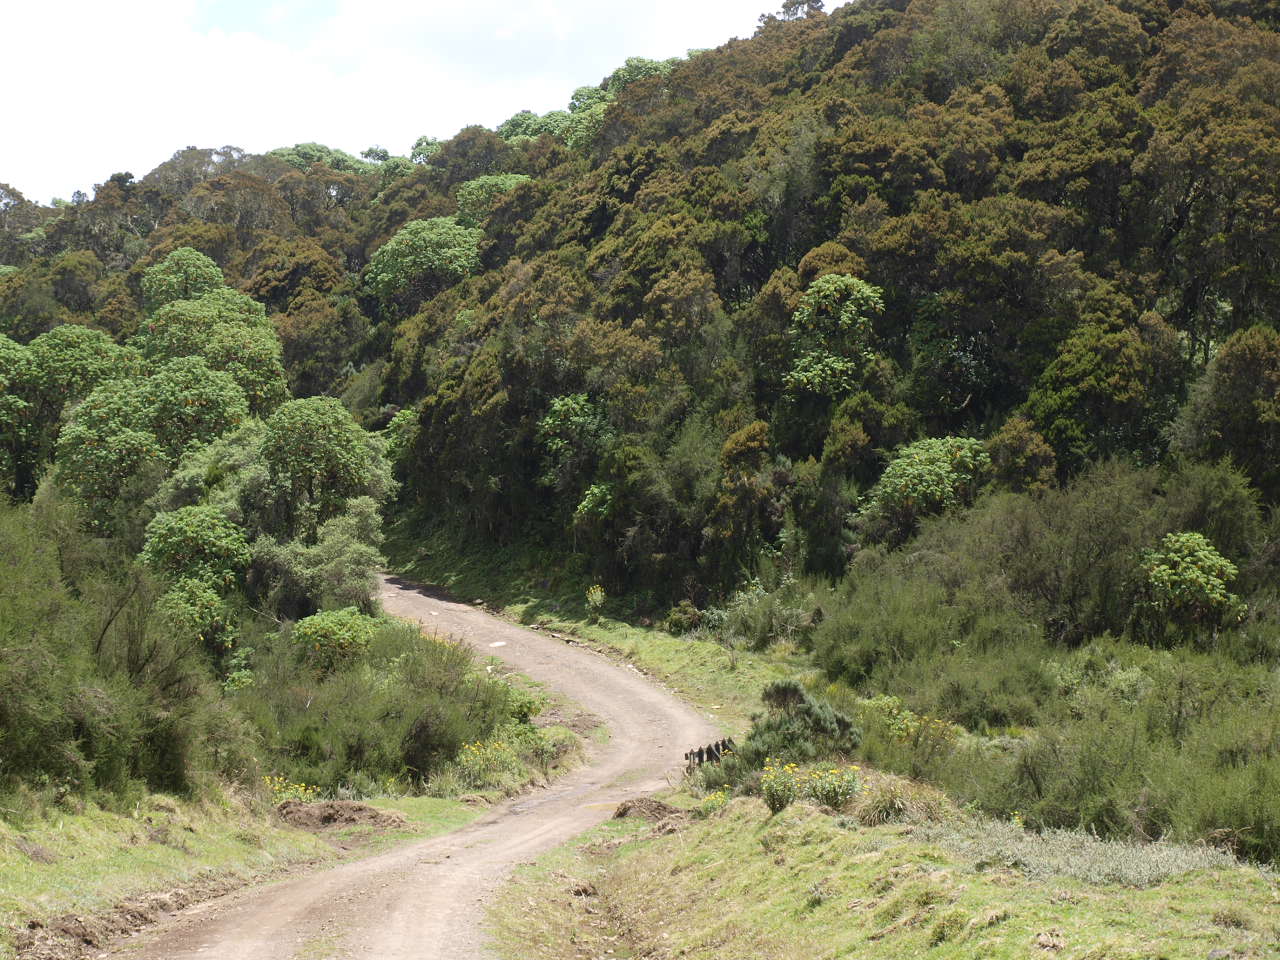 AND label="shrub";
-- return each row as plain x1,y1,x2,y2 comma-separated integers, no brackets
696,789,730,818
664,599,704,634
803,765,861,809
585,583,606,619
856,436,990,544
761,759,800,813
1132,531,1244,644
291,607,378,672
141,506,251,589
238,619,513,792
